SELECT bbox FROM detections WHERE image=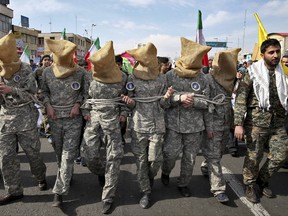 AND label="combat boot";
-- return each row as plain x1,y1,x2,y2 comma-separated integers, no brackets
38,179,47,191
161,173,169,186
52,194,62,207
102,201,113,214
139,191,151,209
245,184,259,203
